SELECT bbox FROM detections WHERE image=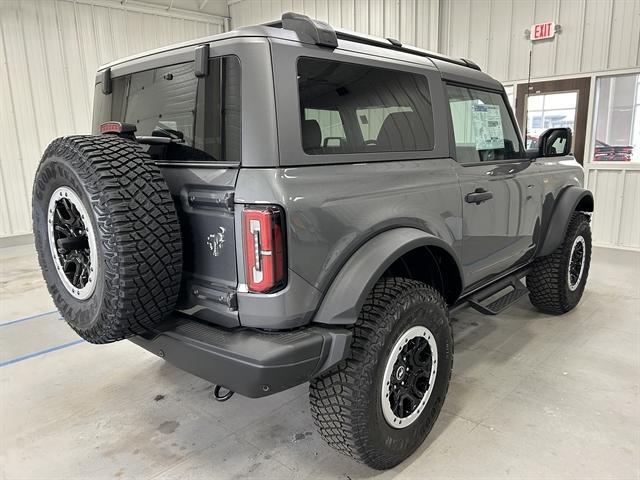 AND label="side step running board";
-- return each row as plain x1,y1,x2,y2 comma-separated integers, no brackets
467,273,529,316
